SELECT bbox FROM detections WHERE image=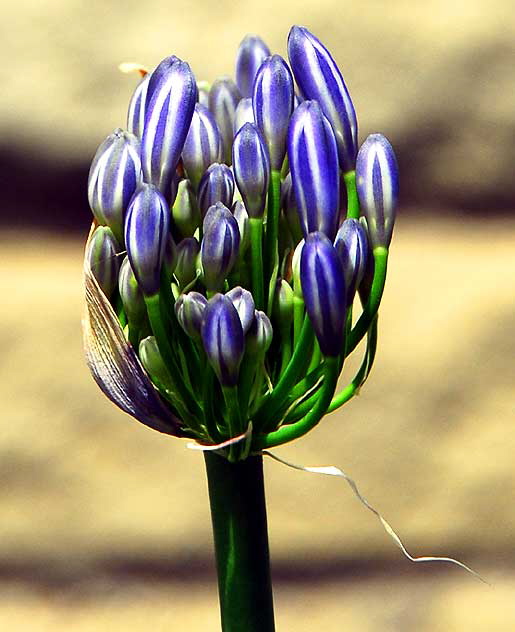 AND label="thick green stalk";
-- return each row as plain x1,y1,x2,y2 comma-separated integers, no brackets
249,218,265,311
344,169,360,220
204,452,275,632
265,170,282,313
